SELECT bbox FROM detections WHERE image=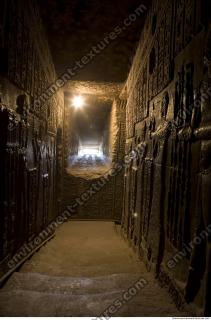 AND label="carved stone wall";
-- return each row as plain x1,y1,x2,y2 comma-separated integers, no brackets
110,98,126,220
108,98,126,163
0,0,64,270
122,0,211,315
